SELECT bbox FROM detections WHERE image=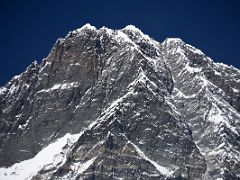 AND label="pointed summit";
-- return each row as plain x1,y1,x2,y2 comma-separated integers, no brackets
72,23,97,34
